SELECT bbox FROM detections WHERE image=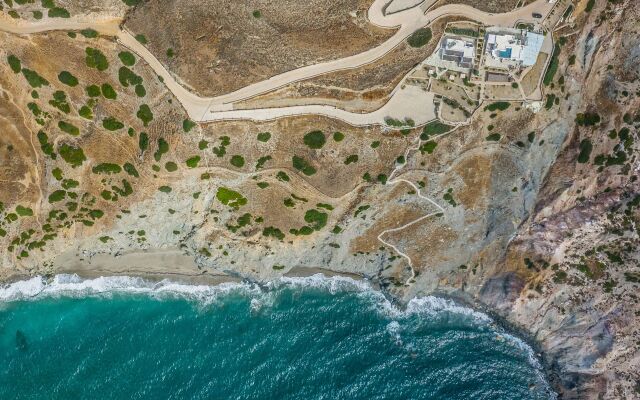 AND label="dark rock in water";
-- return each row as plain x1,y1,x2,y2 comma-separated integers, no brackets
15,330,28,352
